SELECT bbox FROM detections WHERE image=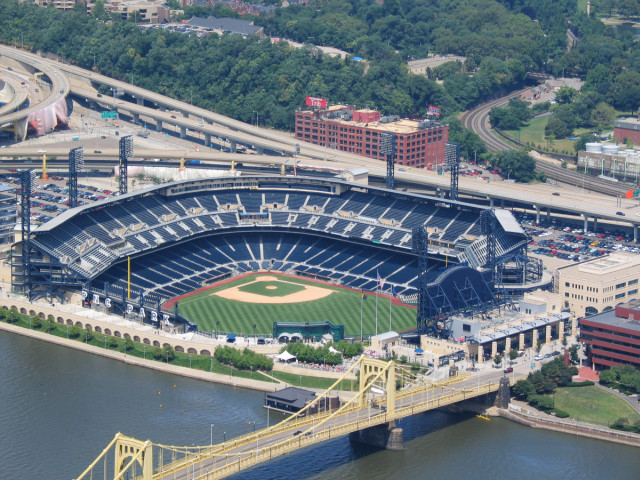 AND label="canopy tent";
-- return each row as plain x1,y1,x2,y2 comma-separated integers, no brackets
414,348,424,355
277,351,297,362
